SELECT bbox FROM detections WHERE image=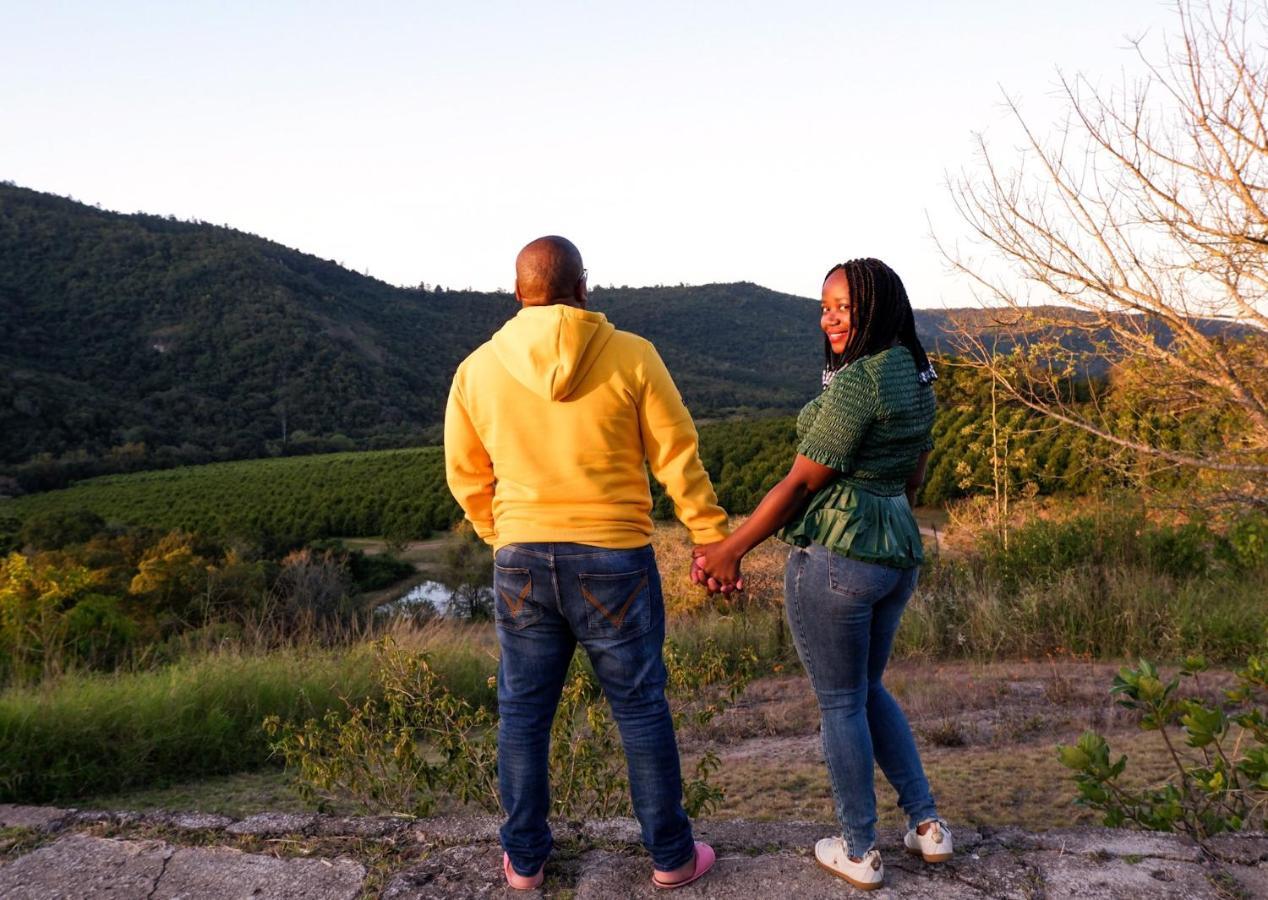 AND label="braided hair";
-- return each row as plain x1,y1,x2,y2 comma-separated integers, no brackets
821,257,937,389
